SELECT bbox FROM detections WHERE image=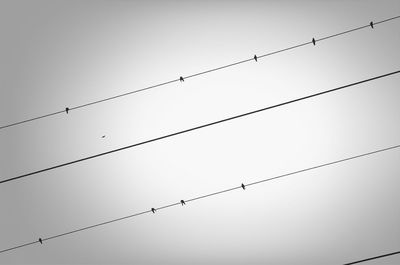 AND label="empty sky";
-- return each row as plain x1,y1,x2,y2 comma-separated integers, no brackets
1,1,400,264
